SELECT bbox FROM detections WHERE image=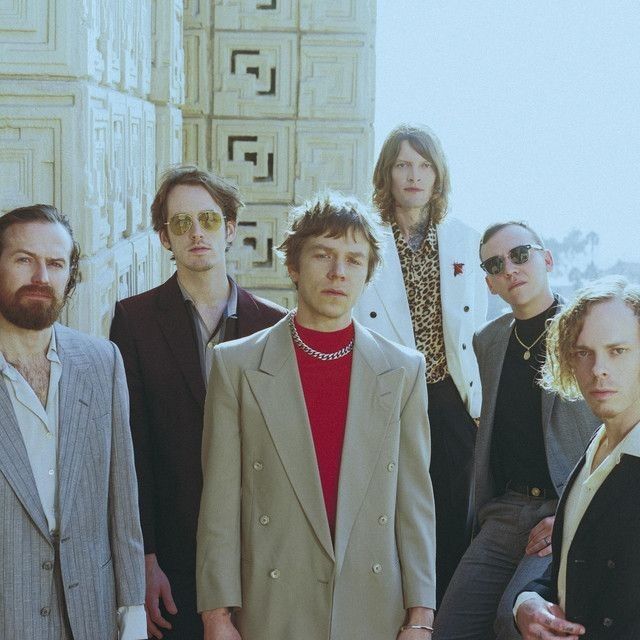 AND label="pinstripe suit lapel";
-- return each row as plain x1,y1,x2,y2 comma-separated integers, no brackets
0,382,51,541
56,327,93,532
